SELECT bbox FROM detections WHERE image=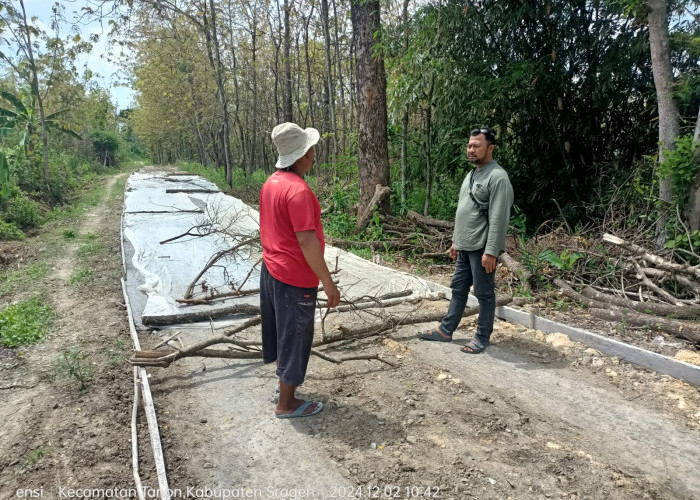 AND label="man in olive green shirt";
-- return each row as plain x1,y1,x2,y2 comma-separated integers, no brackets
420,127,513,353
